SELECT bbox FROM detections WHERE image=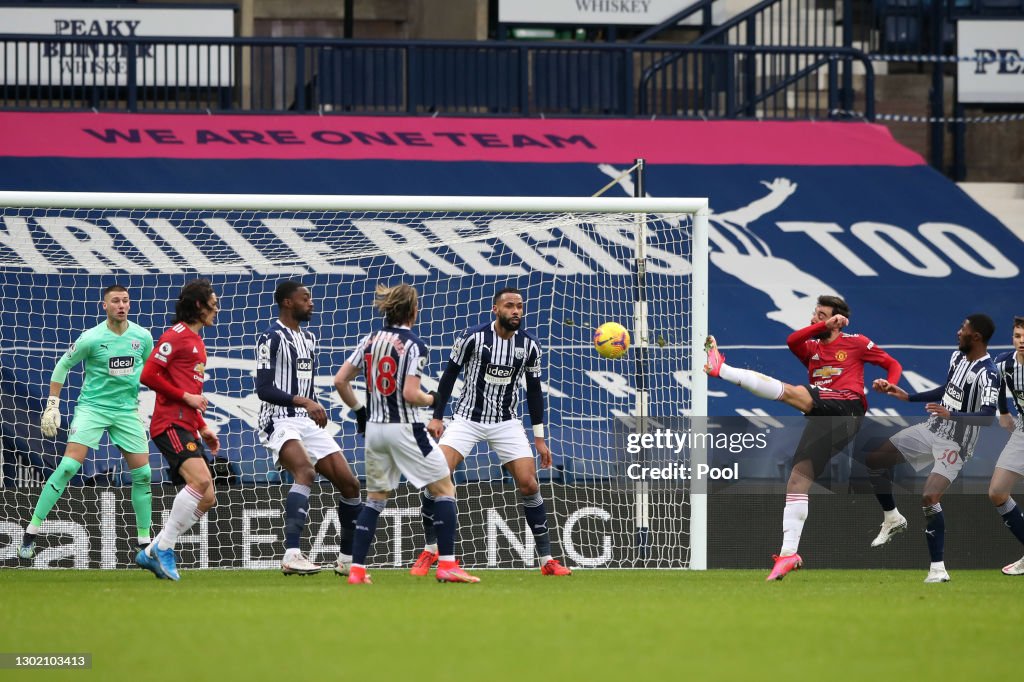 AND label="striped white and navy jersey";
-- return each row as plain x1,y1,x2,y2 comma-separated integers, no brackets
347,326,428,424
996,351,1024,432
928,350,999,454
449,321,542,424
255,320,317,436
